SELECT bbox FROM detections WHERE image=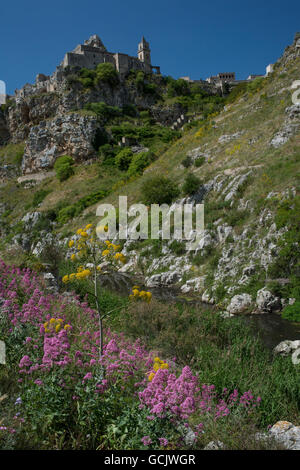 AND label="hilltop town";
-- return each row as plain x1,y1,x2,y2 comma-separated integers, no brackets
14,33,277,101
